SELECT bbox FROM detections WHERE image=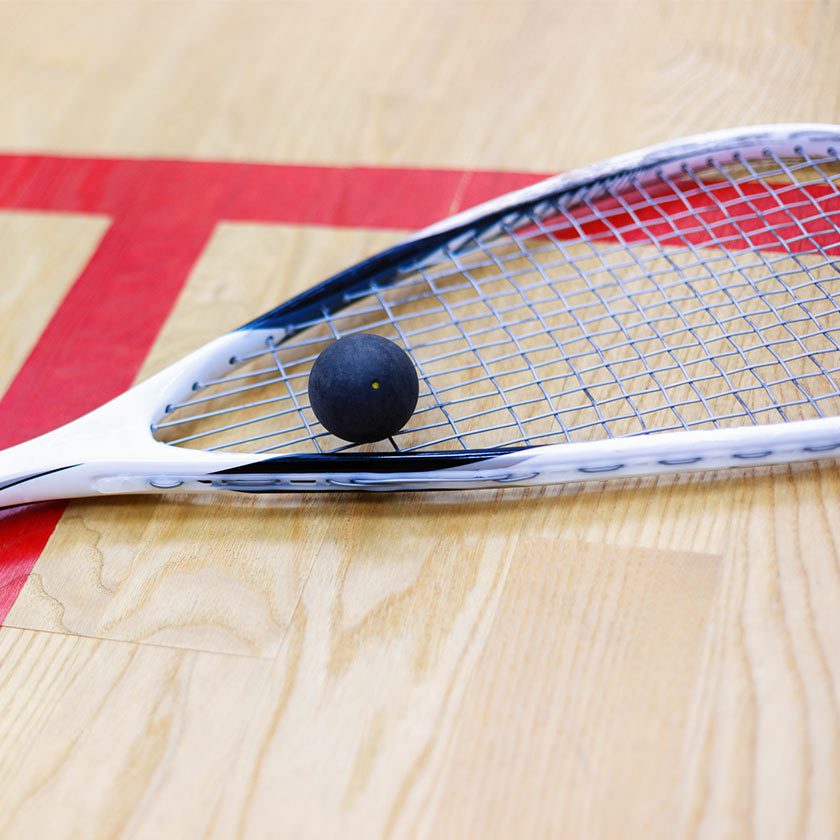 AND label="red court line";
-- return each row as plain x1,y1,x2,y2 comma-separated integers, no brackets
572,178,840,254
0,155,538,229
0,154,542,624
